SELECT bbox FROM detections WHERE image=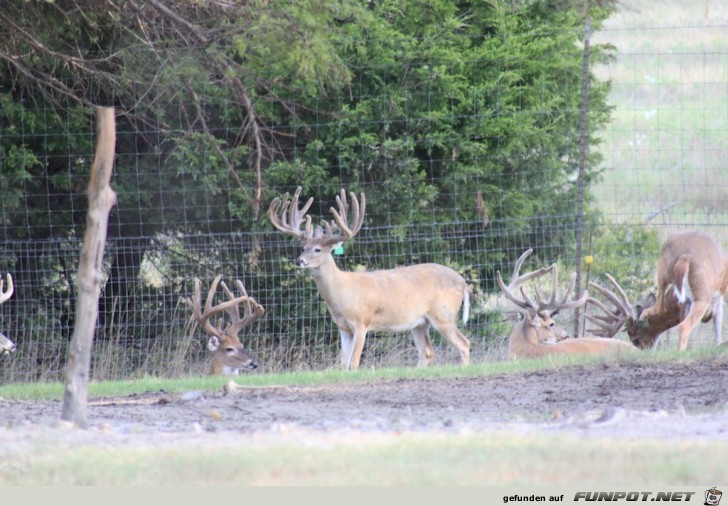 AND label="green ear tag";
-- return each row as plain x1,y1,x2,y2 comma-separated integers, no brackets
333,244,345,256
